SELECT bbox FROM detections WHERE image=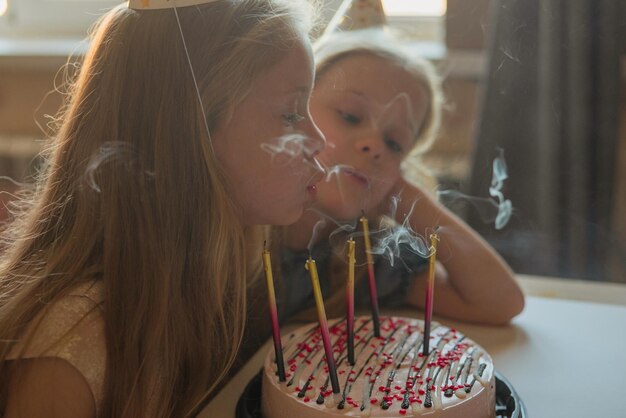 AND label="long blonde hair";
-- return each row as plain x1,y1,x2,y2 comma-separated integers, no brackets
313,29,444,188
286,30,445,322
0,1,312,416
